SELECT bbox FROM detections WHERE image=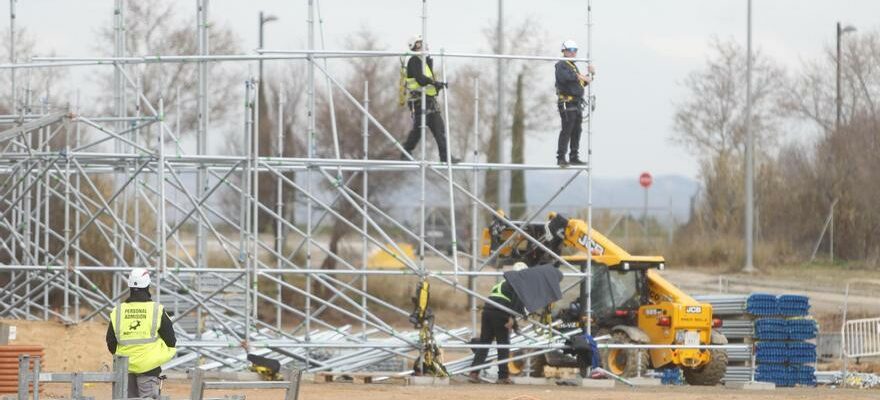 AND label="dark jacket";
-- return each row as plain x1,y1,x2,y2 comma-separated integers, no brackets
407,55,437,94
485,280,525,316
555,60,584,100
106,288,176,376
